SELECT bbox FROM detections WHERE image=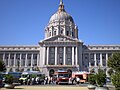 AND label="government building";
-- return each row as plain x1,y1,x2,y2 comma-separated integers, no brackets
0,0,120,76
